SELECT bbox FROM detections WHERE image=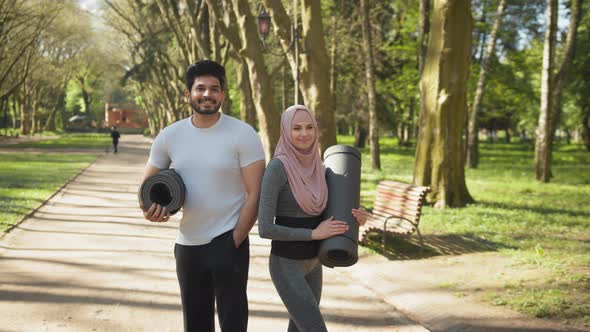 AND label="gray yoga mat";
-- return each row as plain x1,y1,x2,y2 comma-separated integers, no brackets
139,169,186,215
318,145,362,268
